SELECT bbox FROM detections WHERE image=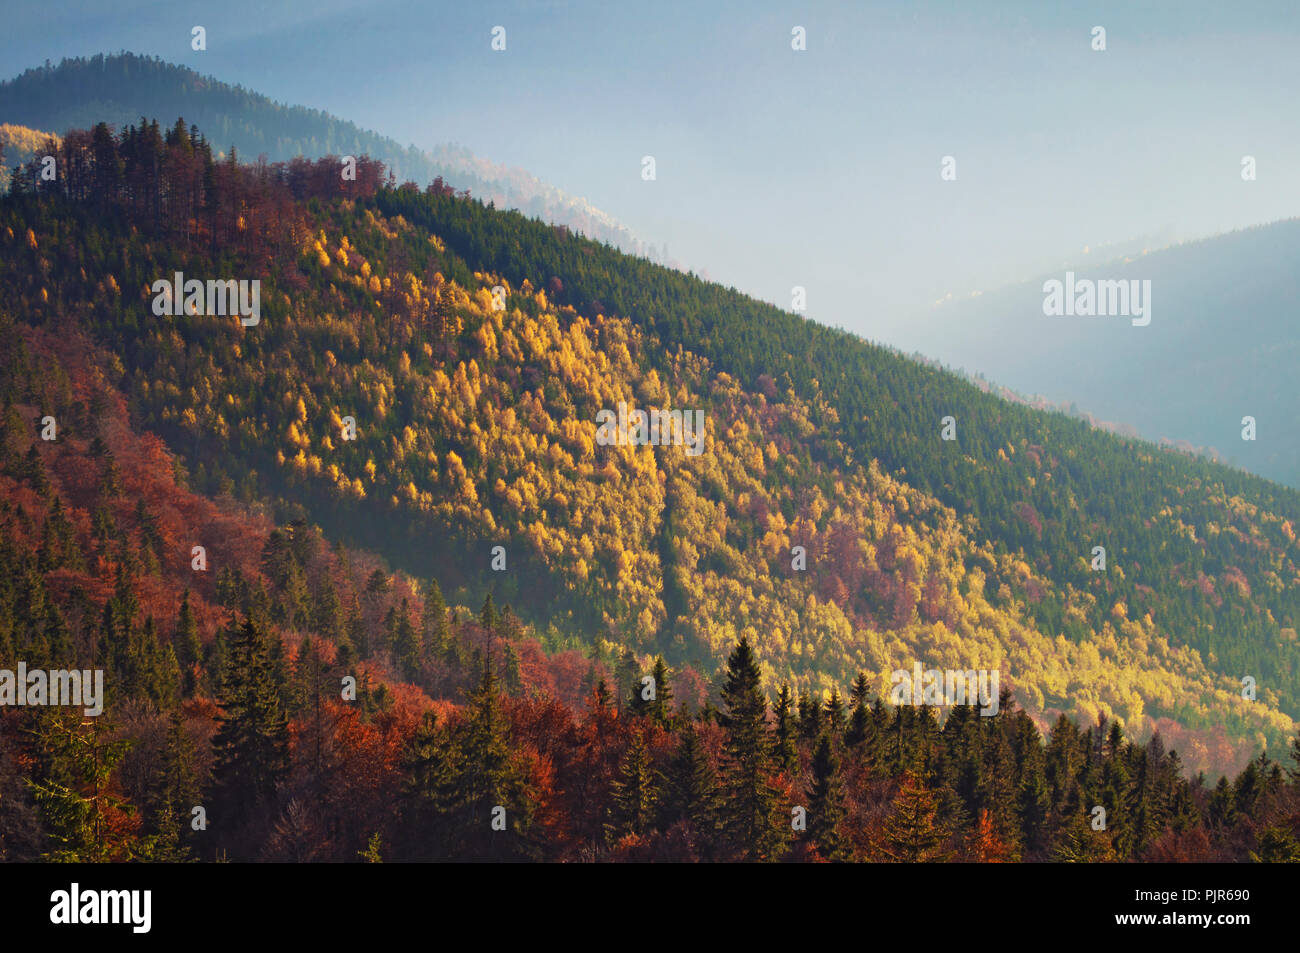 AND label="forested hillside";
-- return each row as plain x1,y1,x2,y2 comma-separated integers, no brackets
2,119,1298,782
2,315,1299,863
2,116,1300,864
